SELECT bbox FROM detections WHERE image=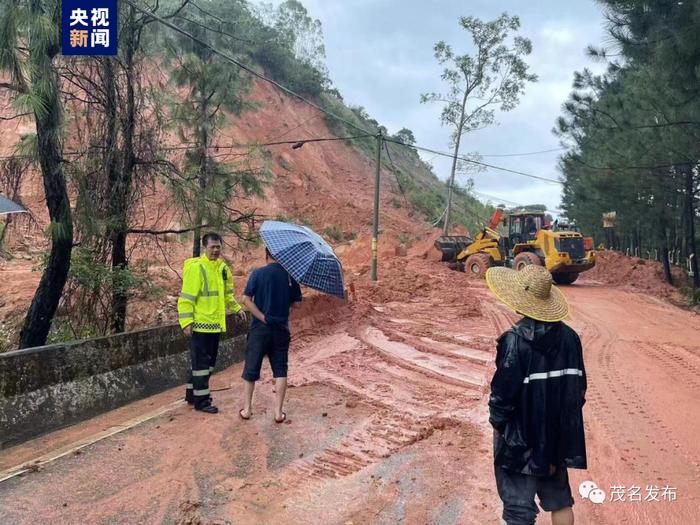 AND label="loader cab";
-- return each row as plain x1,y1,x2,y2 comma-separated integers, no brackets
507,212,544,246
